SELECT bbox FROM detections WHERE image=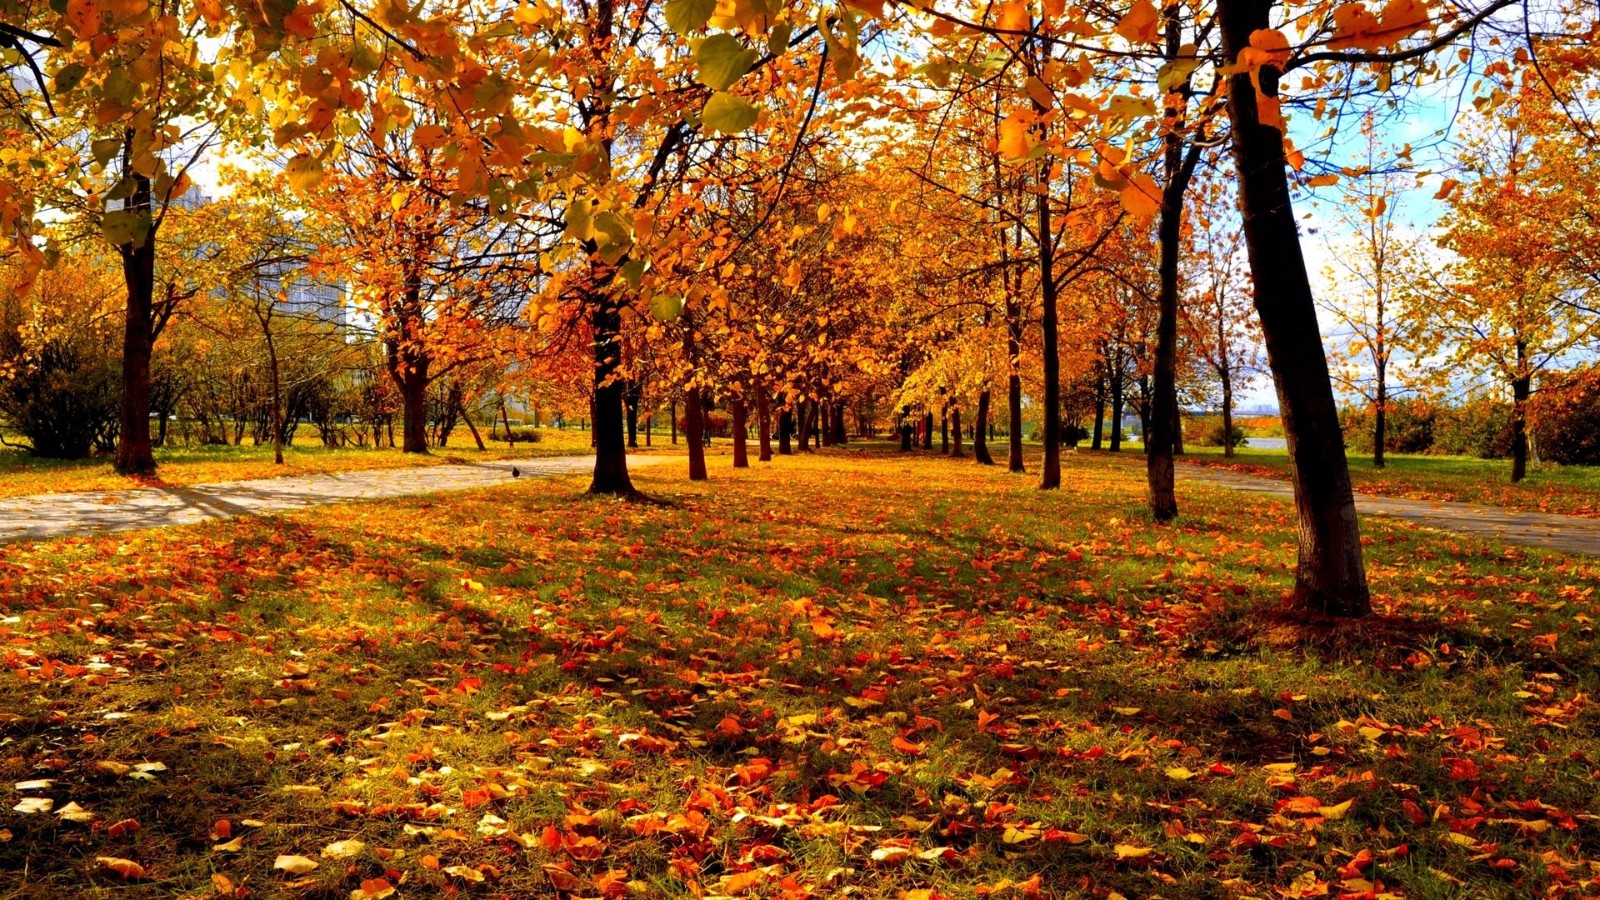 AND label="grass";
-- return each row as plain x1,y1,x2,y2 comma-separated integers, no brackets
1177,443,1600,519
0,446,1597,897
0,427,626,499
